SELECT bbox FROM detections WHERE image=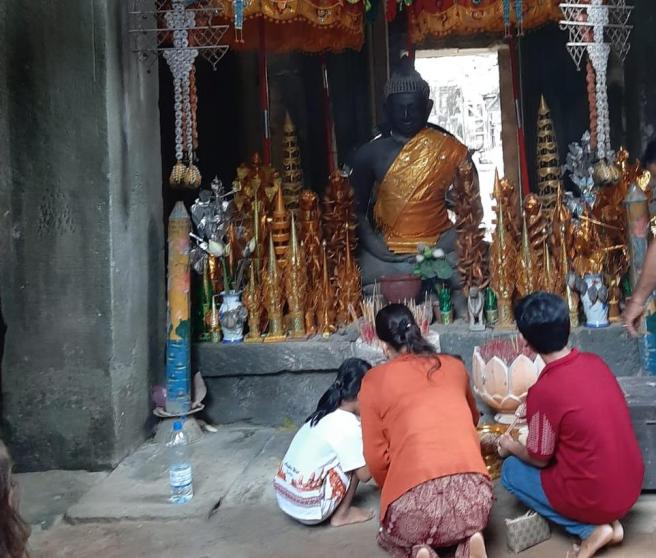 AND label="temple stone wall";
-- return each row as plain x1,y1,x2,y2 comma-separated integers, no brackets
0,0,165,470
